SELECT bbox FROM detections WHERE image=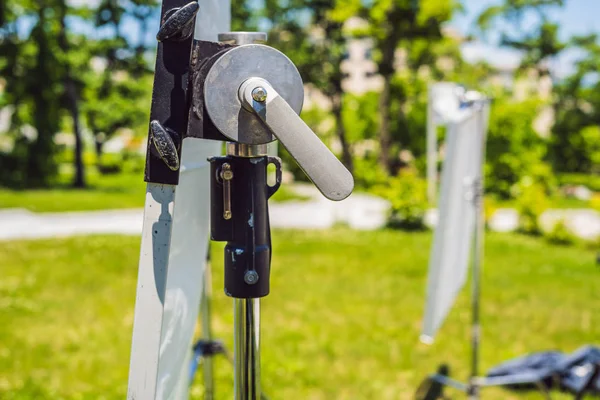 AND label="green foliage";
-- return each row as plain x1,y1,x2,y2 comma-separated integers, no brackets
269,185,311,203
342,92,380,143
515,181,550,235
485,98,555,198
98,152,145,175
0,171,146,212
98,153,124,175
352,157,389,189
545,219,576,246
262,0,356,171
477,0,565,76
552,122,600,174
0,0,157,188
389,73,429,166
558,173,600,192
0,1,65,187
83,74,153,141
591,194,600,212
550,34,600,174
337,0,457,174
374,170,428,230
